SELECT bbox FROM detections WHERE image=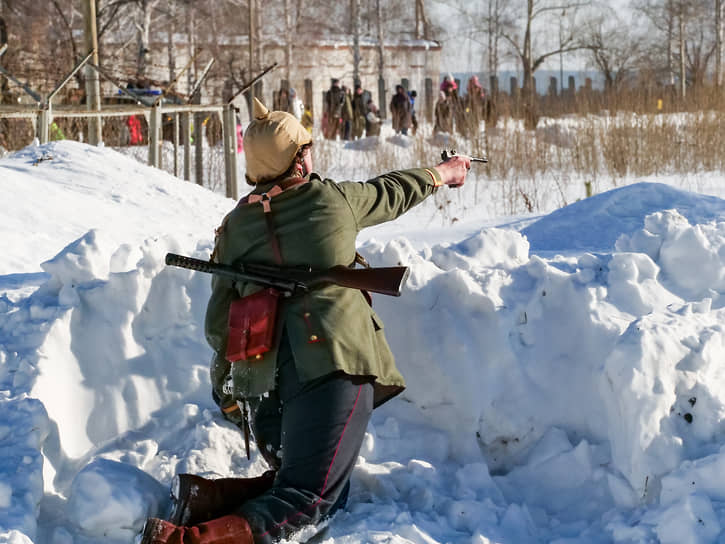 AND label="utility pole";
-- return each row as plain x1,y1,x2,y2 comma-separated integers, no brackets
415,0,429,40
284,0,292,82
167,2,176,83
376,0,385,118
717,0,723,87
248,0,256,102
83,0,102,145
679,11,686,98
559,9,565,94
186,1,195,95
352,0,360,86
